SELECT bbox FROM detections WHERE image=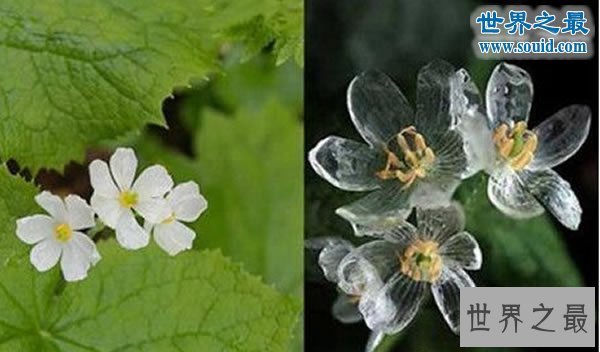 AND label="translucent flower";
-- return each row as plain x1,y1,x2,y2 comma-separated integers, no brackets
89,148,174,250
16,191,101,282
144,181,208,256
309,60,468,235
450,63,591,229
336,205,481,335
